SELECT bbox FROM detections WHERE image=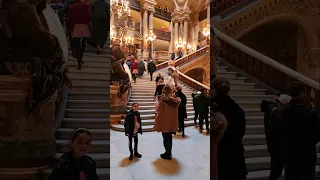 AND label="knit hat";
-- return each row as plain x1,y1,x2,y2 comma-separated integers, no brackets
277,94,292,104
